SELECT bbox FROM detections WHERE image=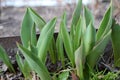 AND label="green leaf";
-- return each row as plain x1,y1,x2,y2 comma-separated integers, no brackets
18,44,51,80
21,8,46,48
16,53,32,79
29,44,38,55
28,8,46,30
70,0,82,39
31,23,37,47
37,18,56,63
75,46,84,80
71,0,82,27
21,8,34,48
96,3,112,41
52,75,58,80
74,17,81,51
16,53,23,73
56,29,65,68
84,22,96,55
0,46,15,73
60,13,74,67
48,38,57,64
84,6,94,27
114,58,120,67
81,16,87,38
87,30,111,68
111,20,120,67
58,71,69,80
